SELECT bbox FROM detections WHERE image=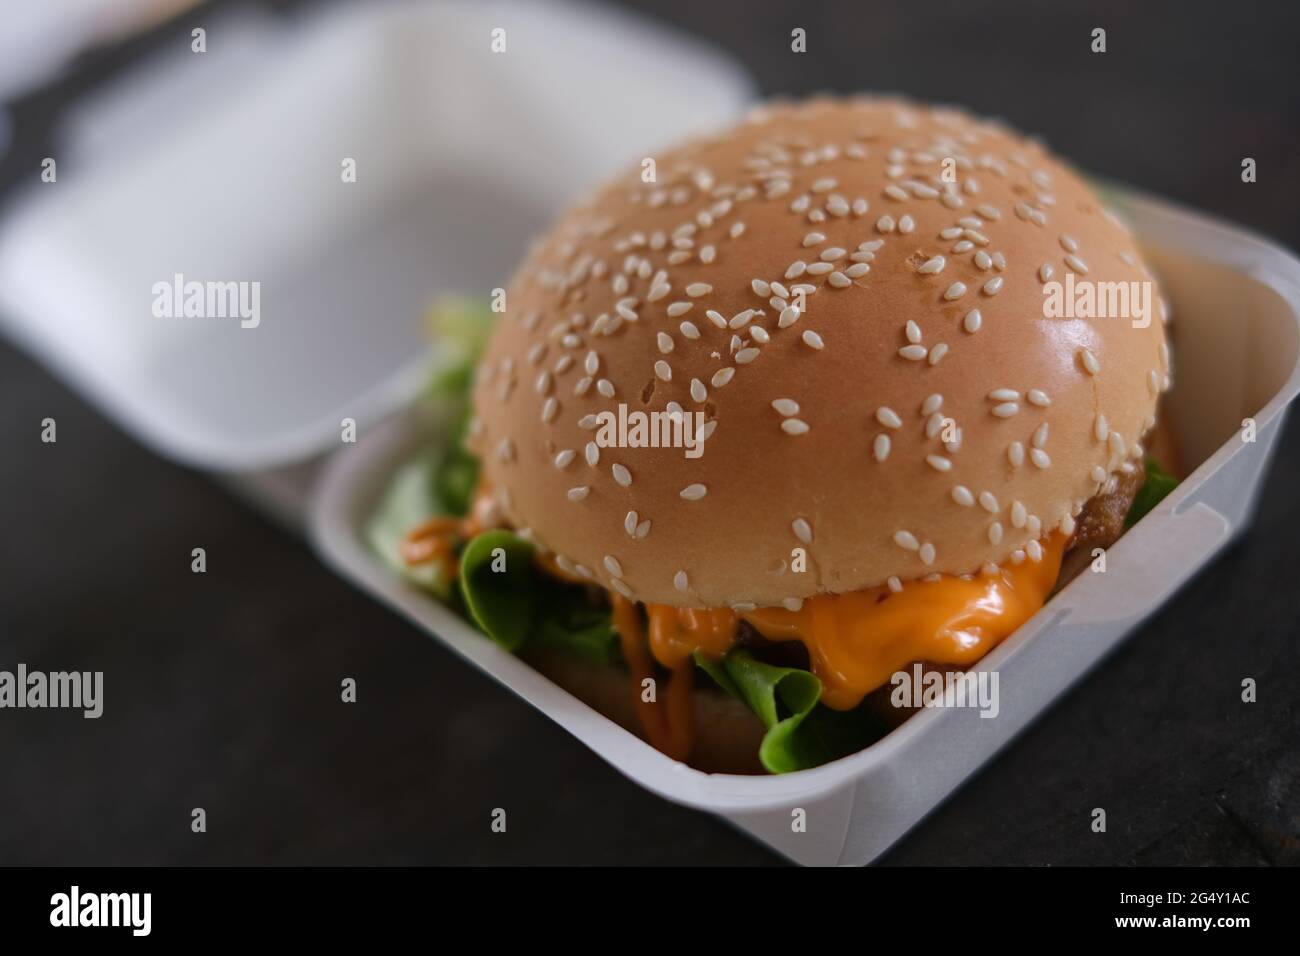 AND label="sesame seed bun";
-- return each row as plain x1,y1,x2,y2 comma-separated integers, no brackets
470,96,1170,608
